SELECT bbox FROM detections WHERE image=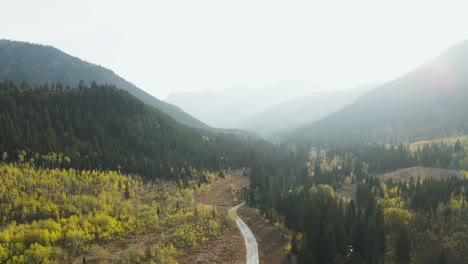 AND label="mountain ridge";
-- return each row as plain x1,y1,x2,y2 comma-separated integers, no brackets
286,40,468,144
165,81,317,128
238,84,377,136
0,39,209,129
